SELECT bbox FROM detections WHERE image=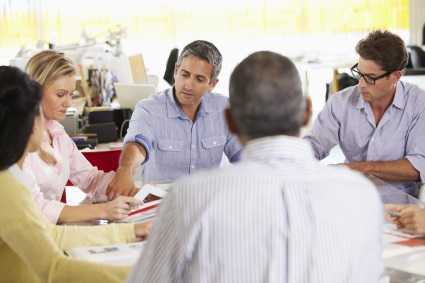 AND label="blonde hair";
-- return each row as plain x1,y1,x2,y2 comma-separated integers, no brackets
25,50,76,166
25,50,76,87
